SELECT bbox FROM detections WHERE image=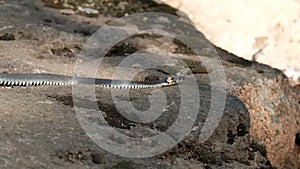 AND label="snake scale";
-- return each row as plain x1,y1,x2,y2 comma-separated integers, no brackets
0,73,180,89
